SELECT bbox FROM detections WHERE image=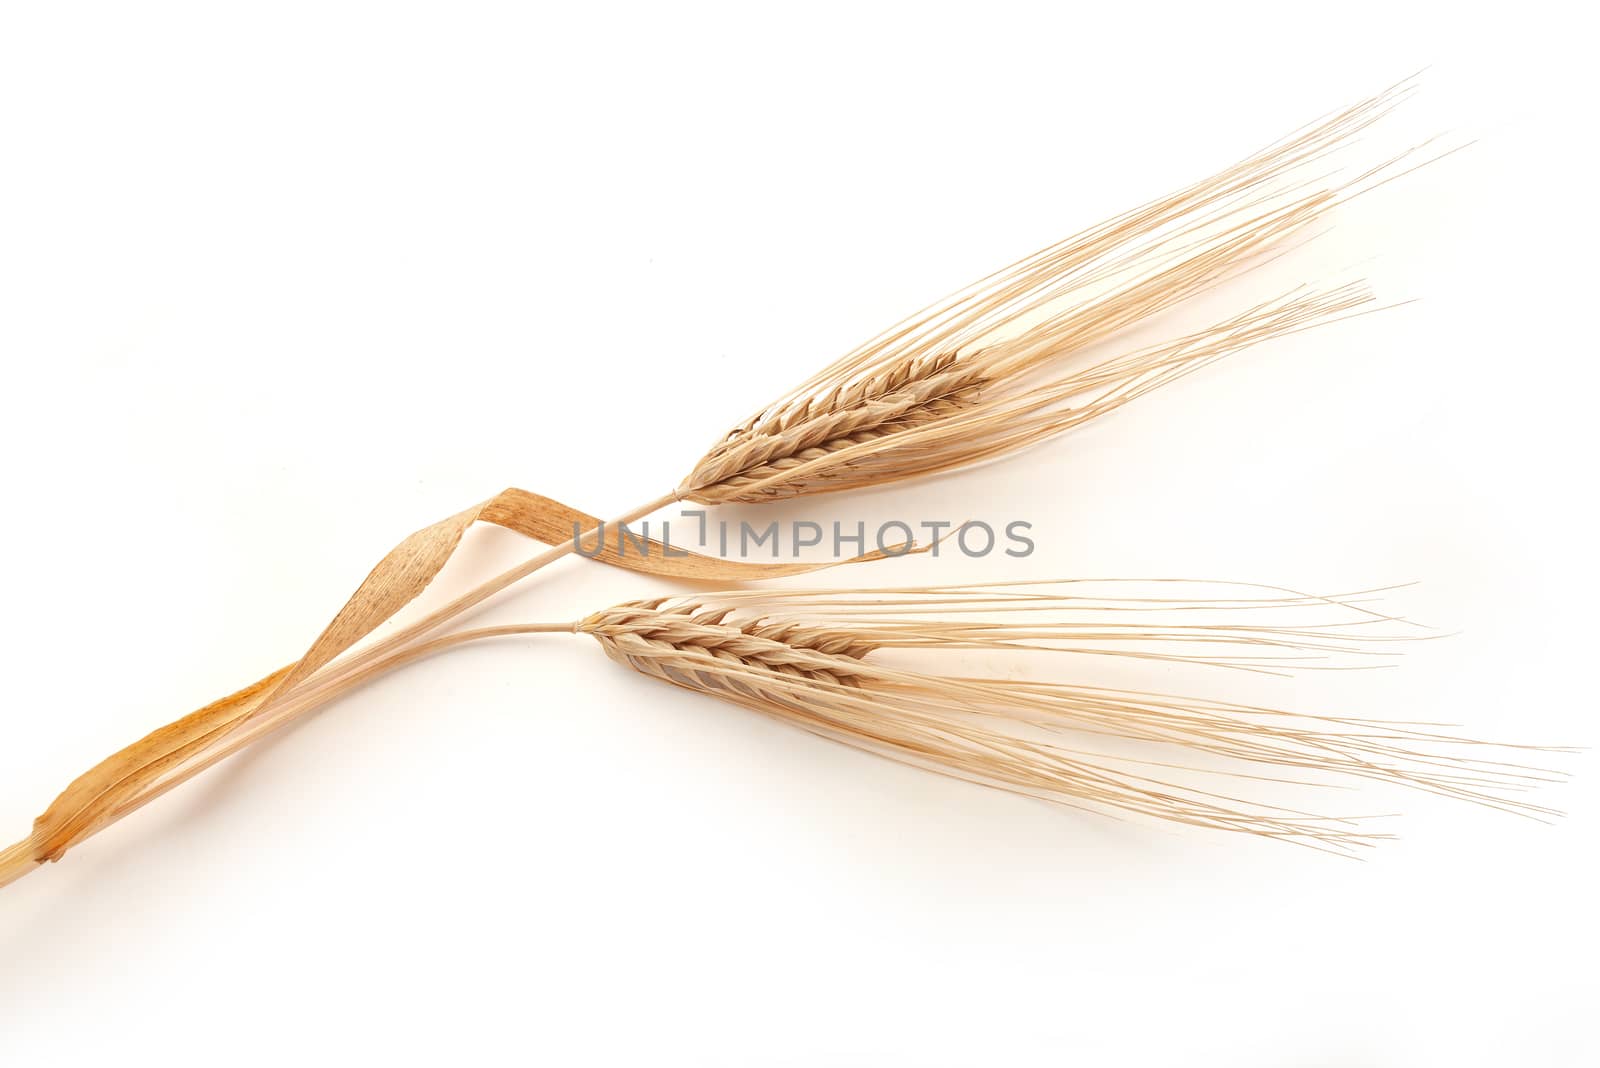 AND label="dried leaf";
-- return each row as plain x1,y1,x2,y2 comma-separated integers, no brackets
2,487,923,886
